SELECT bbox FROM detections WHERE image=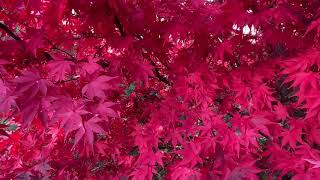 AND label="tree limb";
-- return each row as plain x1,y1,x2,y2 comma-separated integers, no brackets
114,15,126,37
0,23,22,41
150,60,172,86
